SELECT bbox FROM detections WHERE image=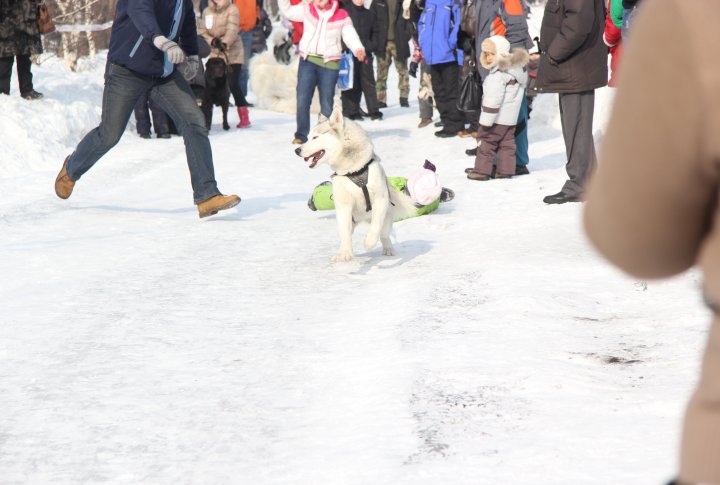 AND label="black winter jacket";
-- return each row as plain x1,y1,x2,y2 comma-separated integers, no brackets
341,1,380,55
373,0,412,60
534,0,608,94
